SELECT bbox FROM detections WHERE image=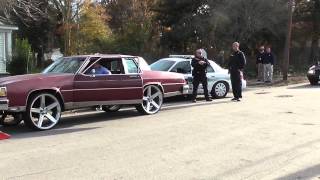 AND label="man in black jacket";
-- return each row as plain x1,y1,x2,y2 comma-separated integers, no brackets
191,49,212,103
264,47,275,83
228,42,246,101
